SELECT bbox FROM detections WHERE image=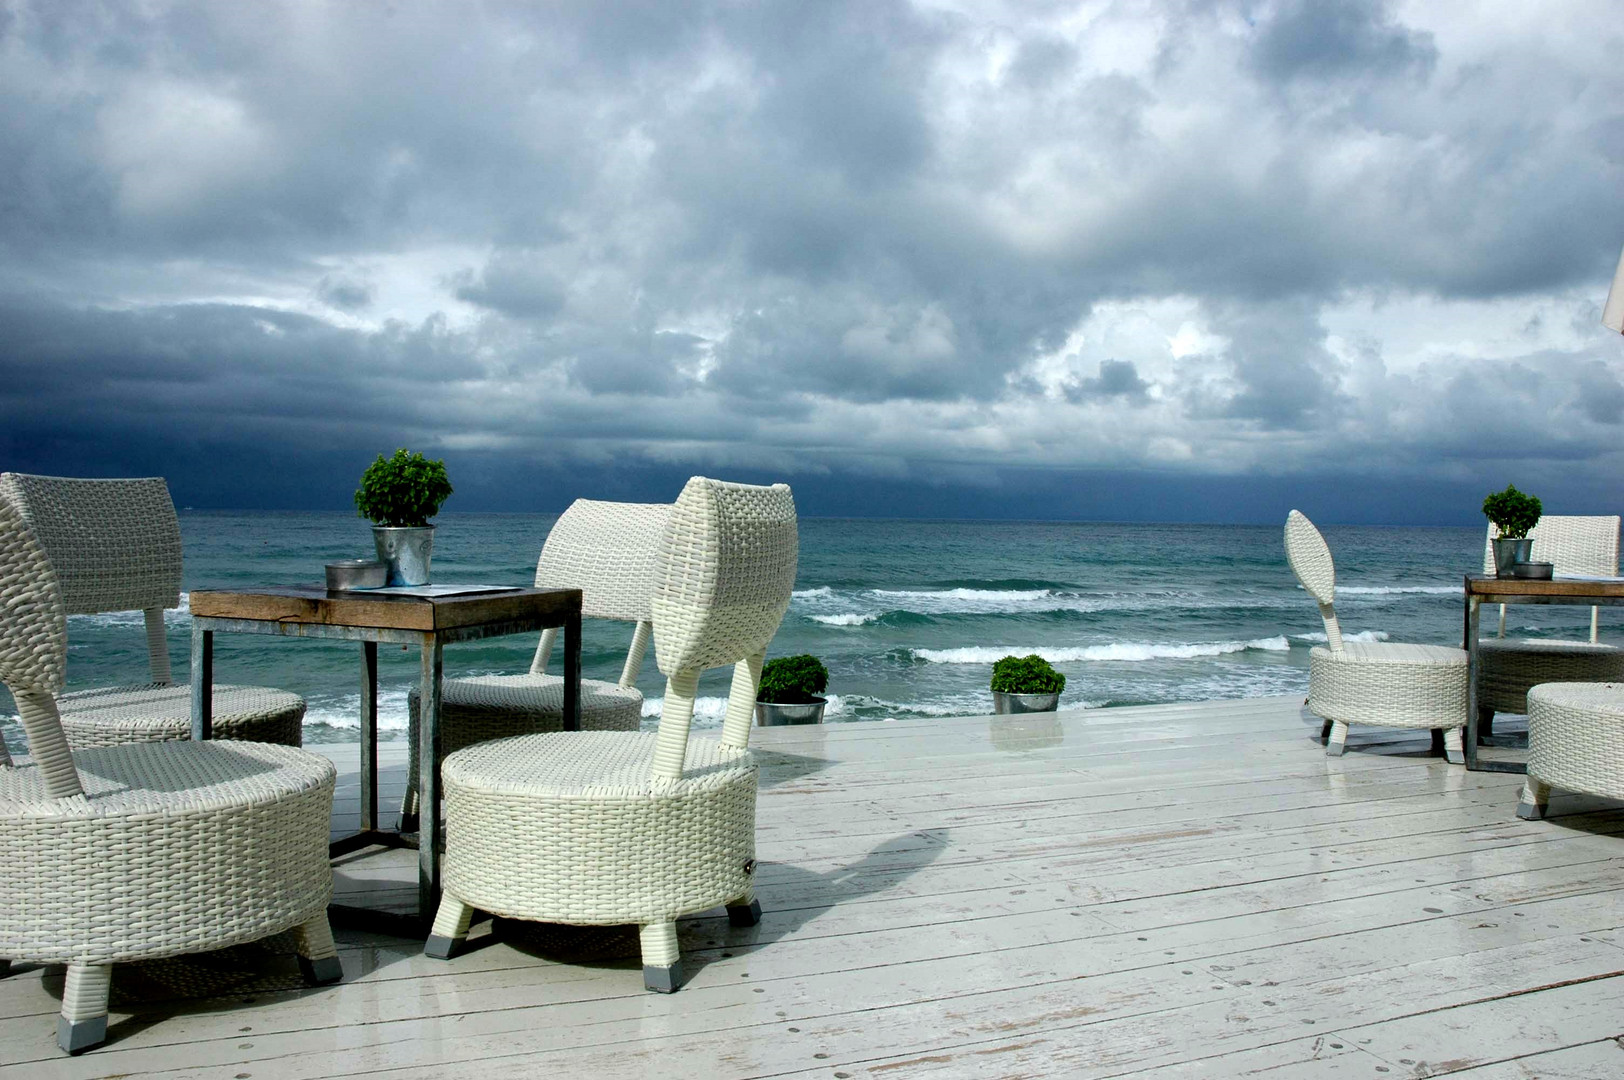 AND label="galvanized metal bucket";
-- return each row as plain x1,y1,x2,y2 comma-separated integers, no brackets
754,698,827,726
372,525,435,586
1492,537,1533,578
991,690,1061,714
